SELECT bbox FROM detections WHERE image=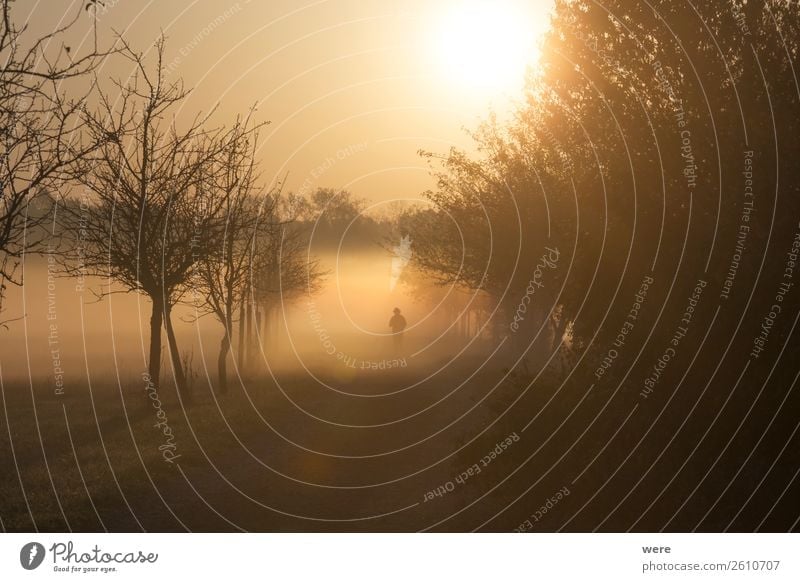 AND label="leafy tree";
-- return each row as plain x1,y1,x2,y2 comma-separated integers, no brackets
411,0,800,370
